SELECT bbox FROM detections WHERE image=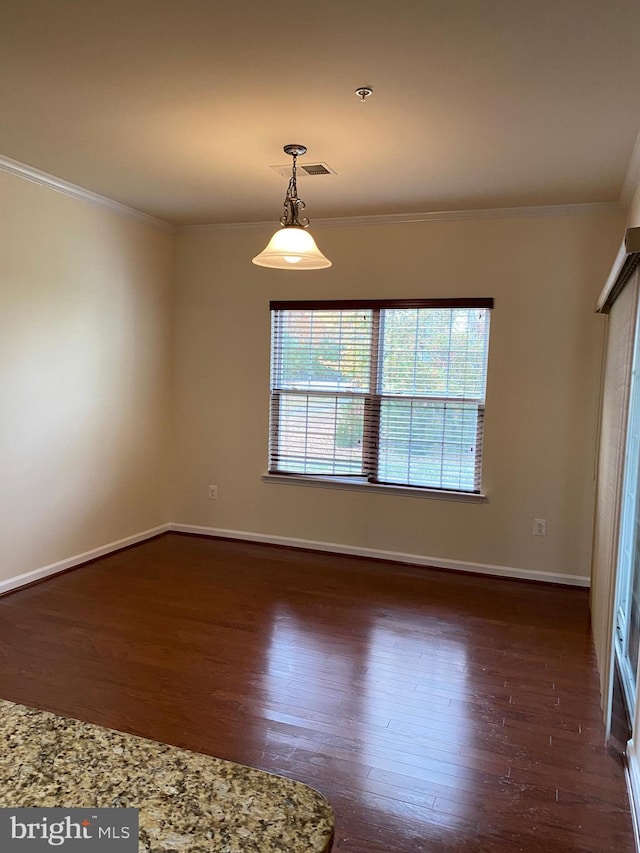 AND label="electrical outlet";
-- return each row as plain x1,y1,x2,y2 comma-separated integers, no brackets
208,485,218,500
533,518,546,536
